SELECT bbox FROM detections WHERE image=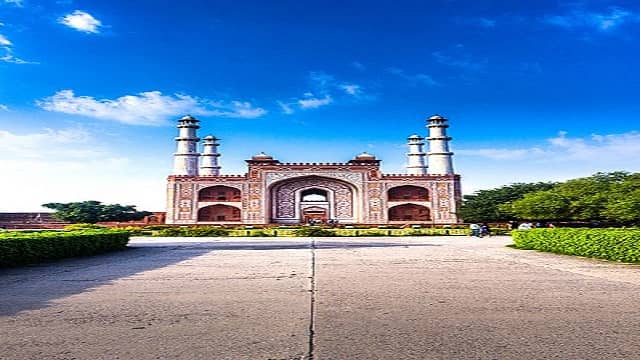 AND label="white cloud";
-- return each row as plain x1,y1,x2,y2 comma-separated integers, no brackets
59,10,103,34
544,7,638,32
460,131,640,162
277,101,294,114
309,71,335,92
388,67,438,86
0,34,11,46
0,127,96,159
3,0,23,7
457,131,640,193
1,46,37,64
0,104,8,111
340,84,361,96
0,126,170,212
298,95,333,109
37,90,267,125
